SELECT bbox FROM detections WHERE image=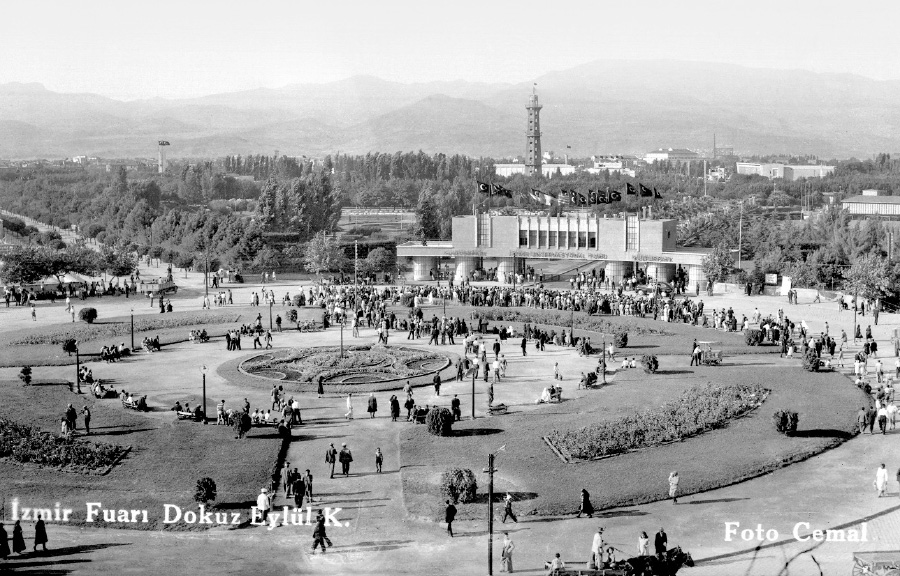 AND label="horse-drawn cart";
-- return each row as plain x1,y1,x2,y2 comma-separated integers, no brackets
144,279,178,297
852,551,900,576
